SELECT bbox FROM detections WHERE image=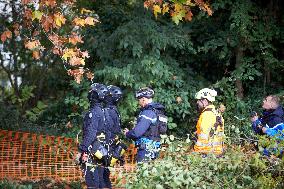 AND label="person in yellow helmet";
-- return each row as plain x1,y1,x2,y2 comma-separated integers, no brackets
193,88,225,155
